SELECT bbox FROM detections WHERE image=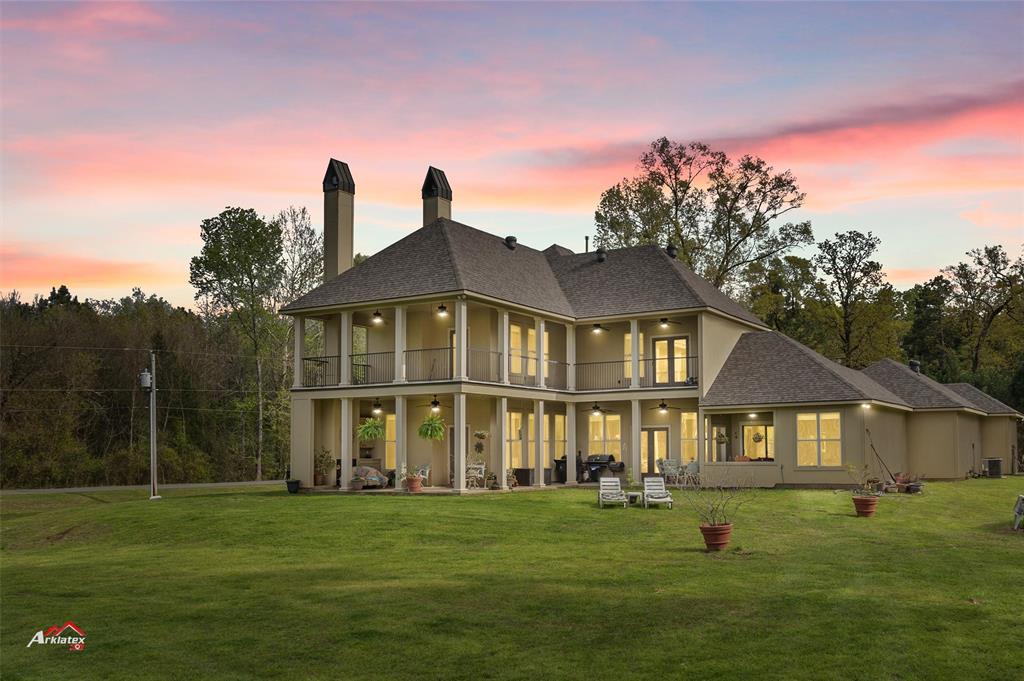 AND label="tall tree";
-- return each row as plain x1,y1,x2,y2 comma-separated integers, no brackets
941,245,1024,373
814,230,885,367
901,276,963,381
594,138,813,290
189,207,283,480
